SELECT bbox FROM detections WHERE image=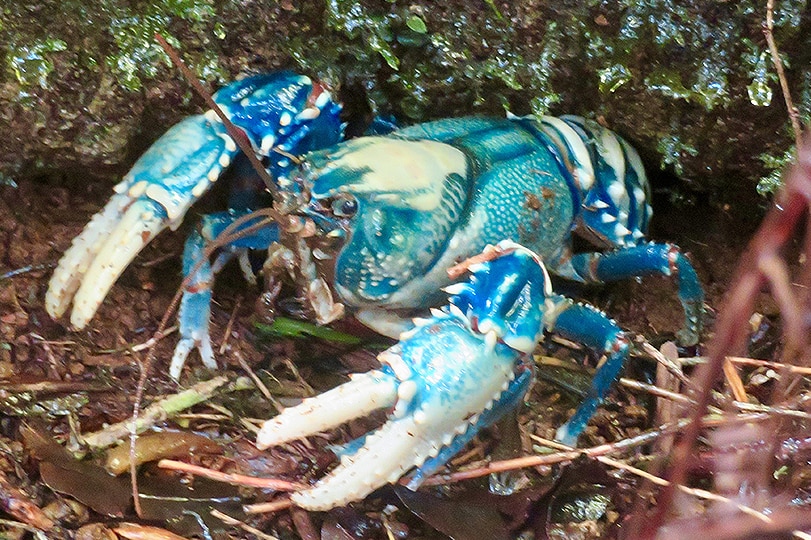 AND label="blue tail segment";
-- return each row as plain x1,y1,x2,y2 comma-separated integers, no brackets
551,302,630,446
569,242,703,345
